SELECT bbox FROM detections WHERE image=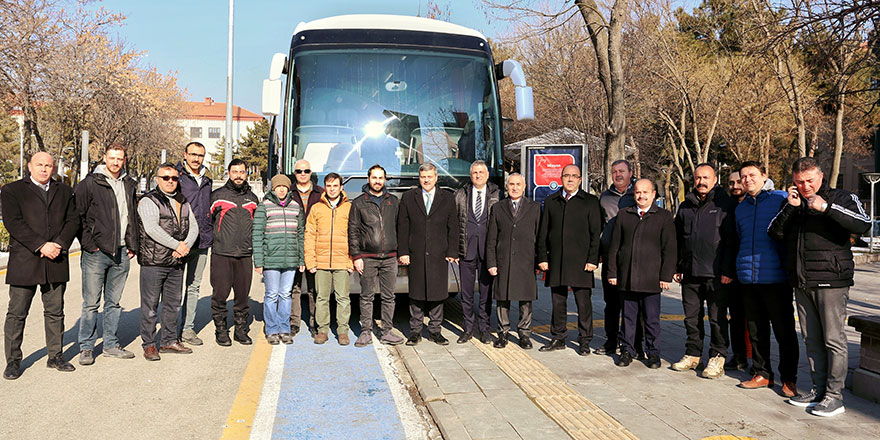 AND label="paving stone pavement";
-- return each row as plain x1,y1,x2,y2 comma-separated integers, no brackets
399,263,880,440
